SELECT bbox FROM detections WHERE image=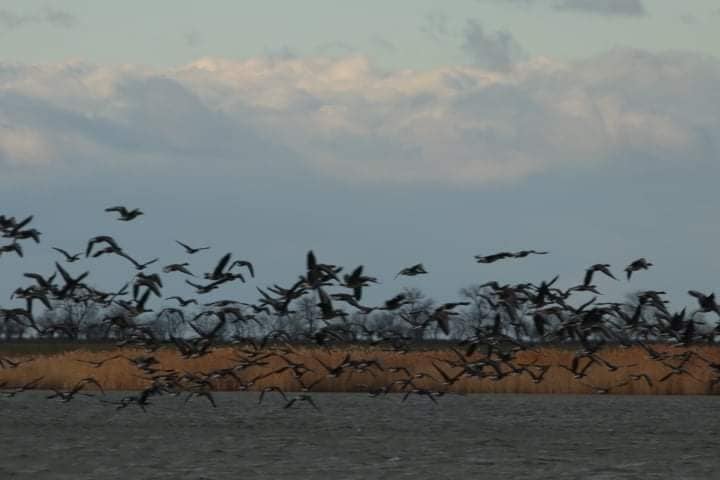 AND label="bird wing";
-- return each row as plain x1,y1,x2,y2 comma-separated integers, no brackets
105,206,127,214
212,253,232,278
52,247,71,259
175,240,192,252
307,250,317,271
